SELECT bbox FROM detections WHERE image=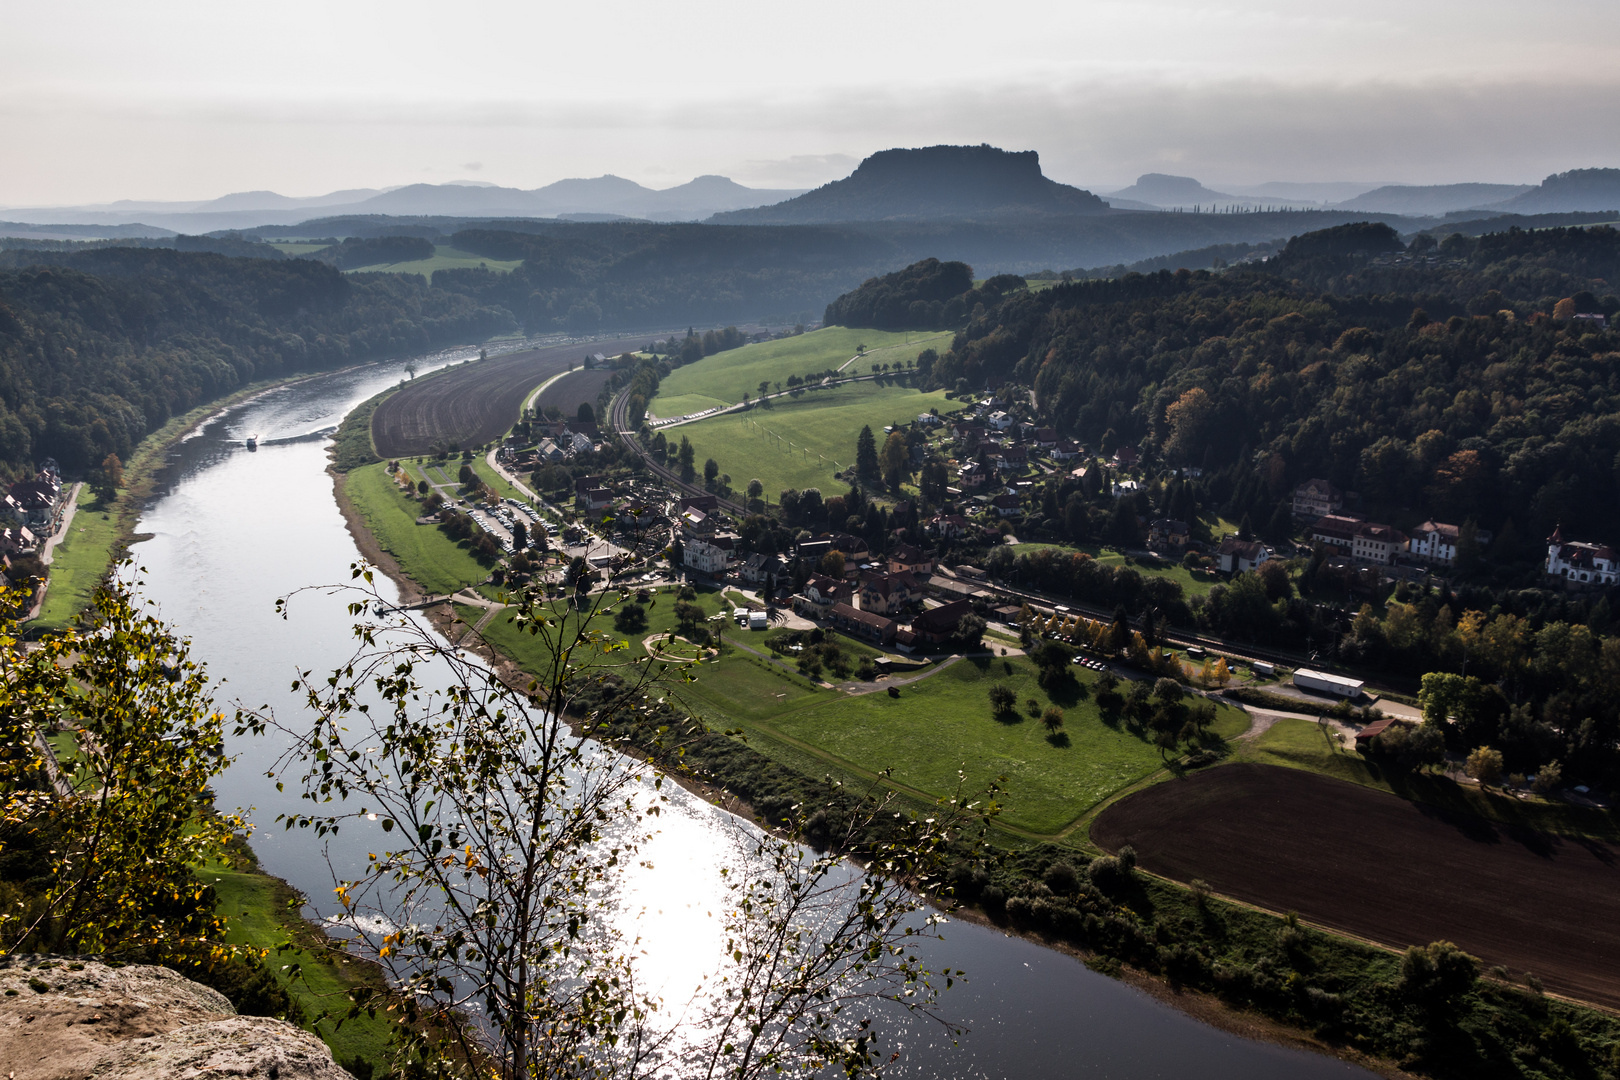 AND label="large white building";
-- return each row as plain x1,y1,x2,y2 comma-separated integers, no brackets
1546,526,1618,588
1408,520,1461,566
683,534,736,576
1293,668,1365,699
